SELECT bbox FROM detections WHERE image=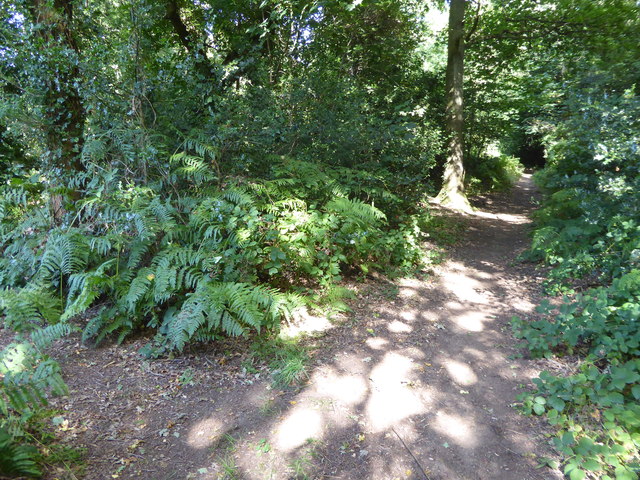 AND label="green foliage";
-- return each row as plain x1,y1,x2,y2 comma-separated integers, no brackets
514,272,640,478
0,427,41,478
0,0,464,357
0,149,444,354
0,287,62,333
509,3,640,476
513,271,640,360
465,154,524,195
249,338,309,388
522,86,640,292
0,342,69,478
